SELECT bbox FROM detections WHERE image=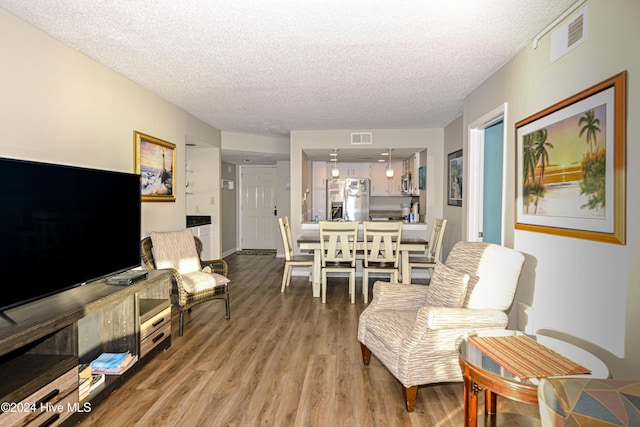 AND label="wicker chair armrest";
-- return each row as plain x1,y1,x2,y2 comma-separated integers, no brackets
368,281,429,312
160,267,189,307
416,306,508,331
201,258,229,276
